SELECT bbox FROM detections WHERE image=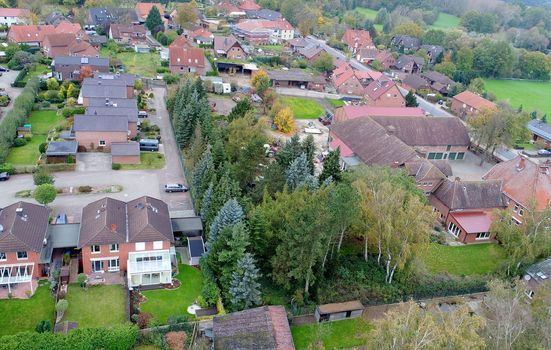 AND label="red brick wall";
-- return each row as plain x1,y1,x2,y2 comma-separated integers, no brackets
227,46,246,60
112,155,140,164
0,251,41,278
366,85,405,107
170,65,205,75
451,98,478,119
75,131,128,151
81,240,171,274
336,76,365,96
429,195,450,223
129,122,137,138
